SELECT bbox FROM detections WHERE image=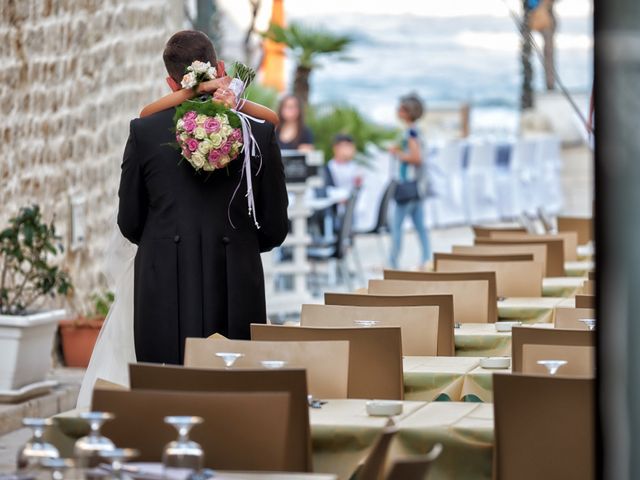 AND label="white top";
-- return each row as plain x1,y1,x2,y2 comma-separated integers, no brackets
327,159,363,191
